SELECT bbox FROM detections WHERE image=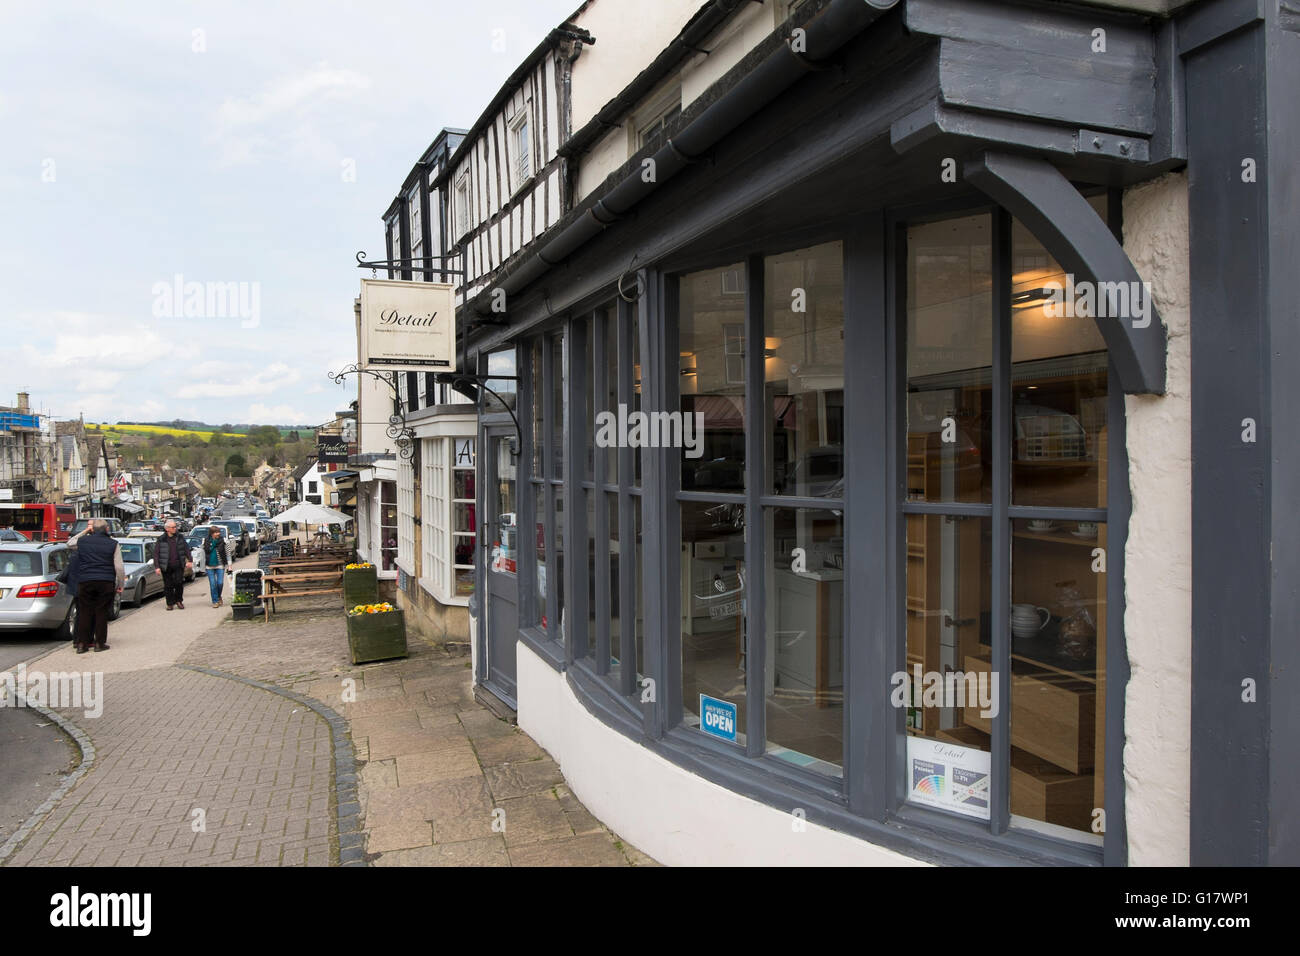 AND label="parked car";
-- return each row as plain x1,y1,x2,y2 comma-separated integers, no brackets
127,522,146,533
186,534,209,575
0,542,82,637
69,517,129,538
0,528,31,542
236,516,262,549
210,520,251,558
115,537,166,607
